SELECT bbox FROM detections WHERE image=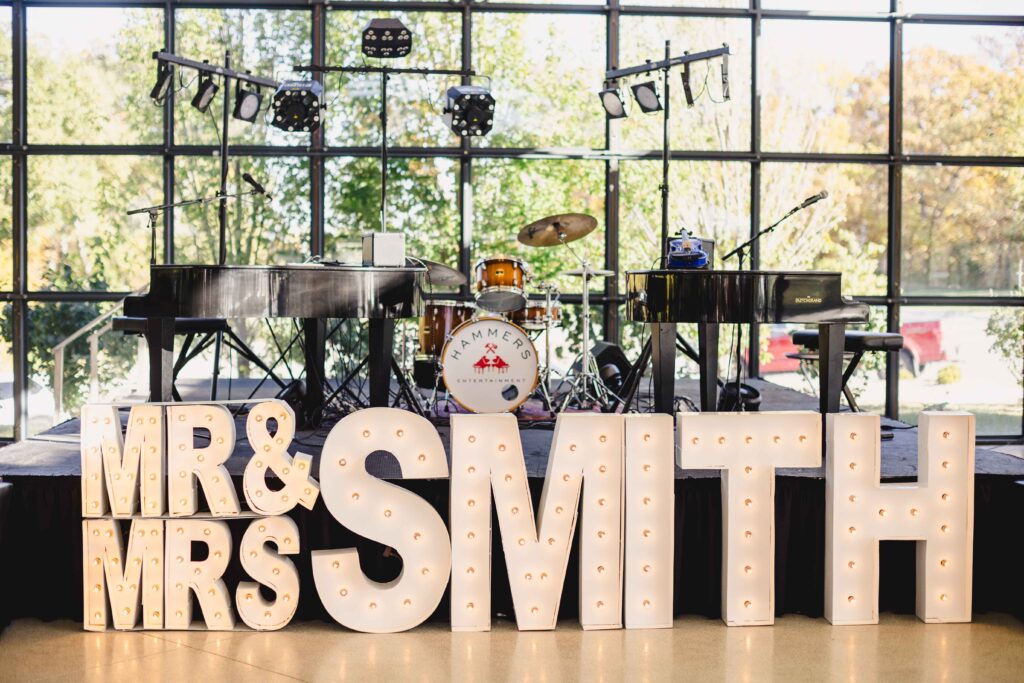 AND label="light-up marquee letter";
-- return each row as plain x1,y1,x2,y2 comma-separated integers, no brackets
242,400,320,515
81,404,164,517
678,411,821,626
313,408,451,633
450,413,624,632
82,519,164,631
165,519,235,630
624,414,675,630
825,412,974,625
236,516,301,630
167,404,240,517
